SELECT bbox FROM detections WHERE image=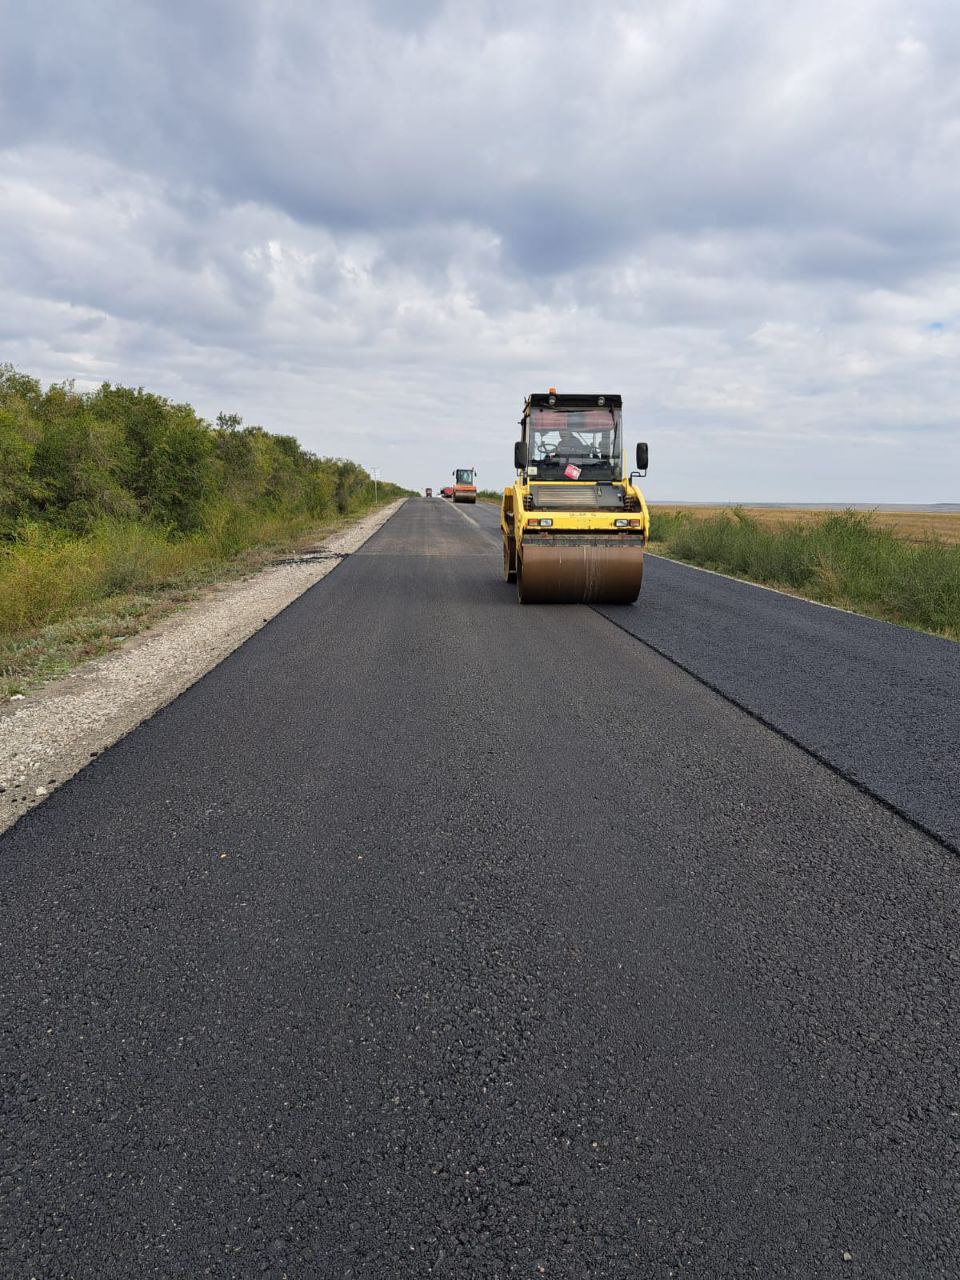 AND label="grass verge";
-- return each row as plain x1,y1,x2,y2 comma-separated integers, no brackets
0,506,388,698
648,507,960,639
